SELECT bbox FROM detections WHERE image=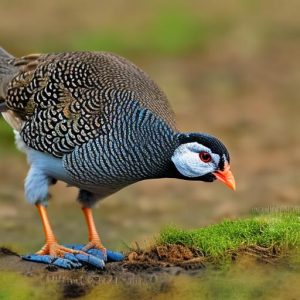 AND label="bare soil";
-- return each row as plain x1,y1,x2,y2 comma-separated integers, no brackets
0,245,208,298
0,244,283,285
0,244,292,299
0,246,205,280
